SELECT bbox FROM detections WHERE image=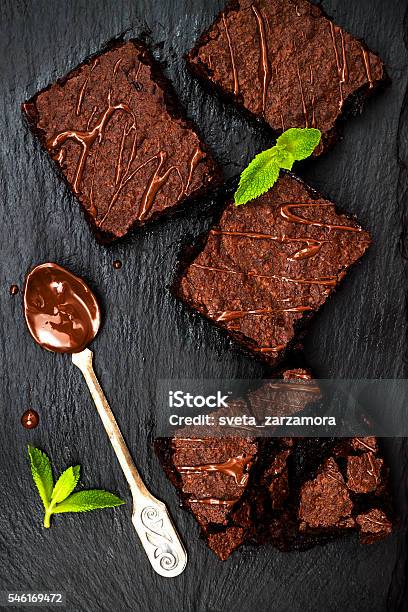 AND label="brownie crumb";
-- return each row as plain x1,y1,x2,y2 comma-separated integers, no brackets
207,527,246,560
346,453,383,494
356,509,392,544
